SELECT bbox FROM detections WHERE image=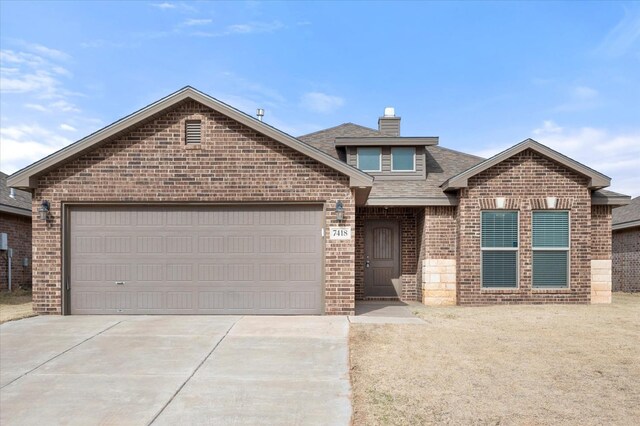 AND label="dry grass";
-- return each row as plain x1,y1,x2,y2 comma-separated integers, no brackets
0,289,35,324
350,293,640,426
